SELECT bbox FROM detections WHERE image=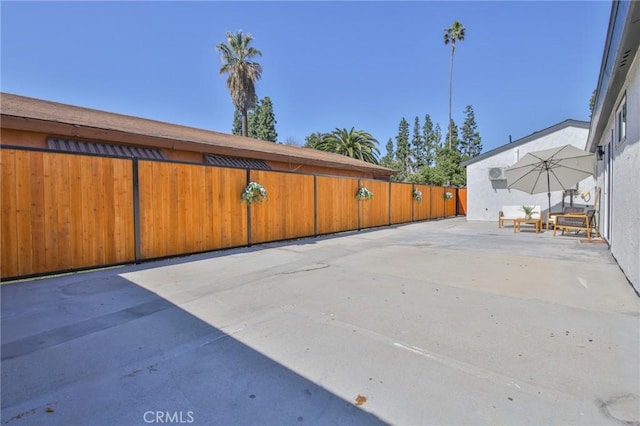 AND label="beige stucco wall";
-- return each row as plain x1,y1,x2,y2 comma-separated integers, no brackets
593,49,639,292
465,125,592,222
